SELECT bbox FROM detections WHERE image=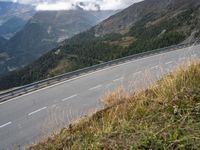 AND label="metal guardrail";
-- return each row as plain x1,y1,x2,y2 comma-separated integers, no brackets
0,42,198,102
